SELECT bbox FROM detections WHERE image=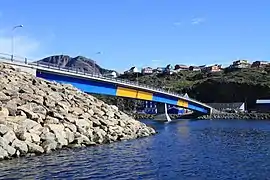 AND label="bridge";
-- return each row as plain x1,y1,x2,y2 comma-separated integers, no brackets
0,53,214,121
